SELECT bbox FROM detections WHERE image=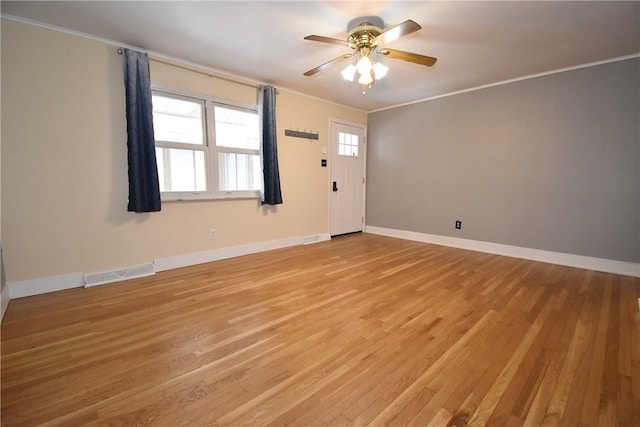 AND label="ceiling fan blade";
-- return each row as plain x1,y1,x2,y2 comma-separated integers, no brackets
304,53,354,77
304,35,351,47
378,48,437,67
373,19,421,45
